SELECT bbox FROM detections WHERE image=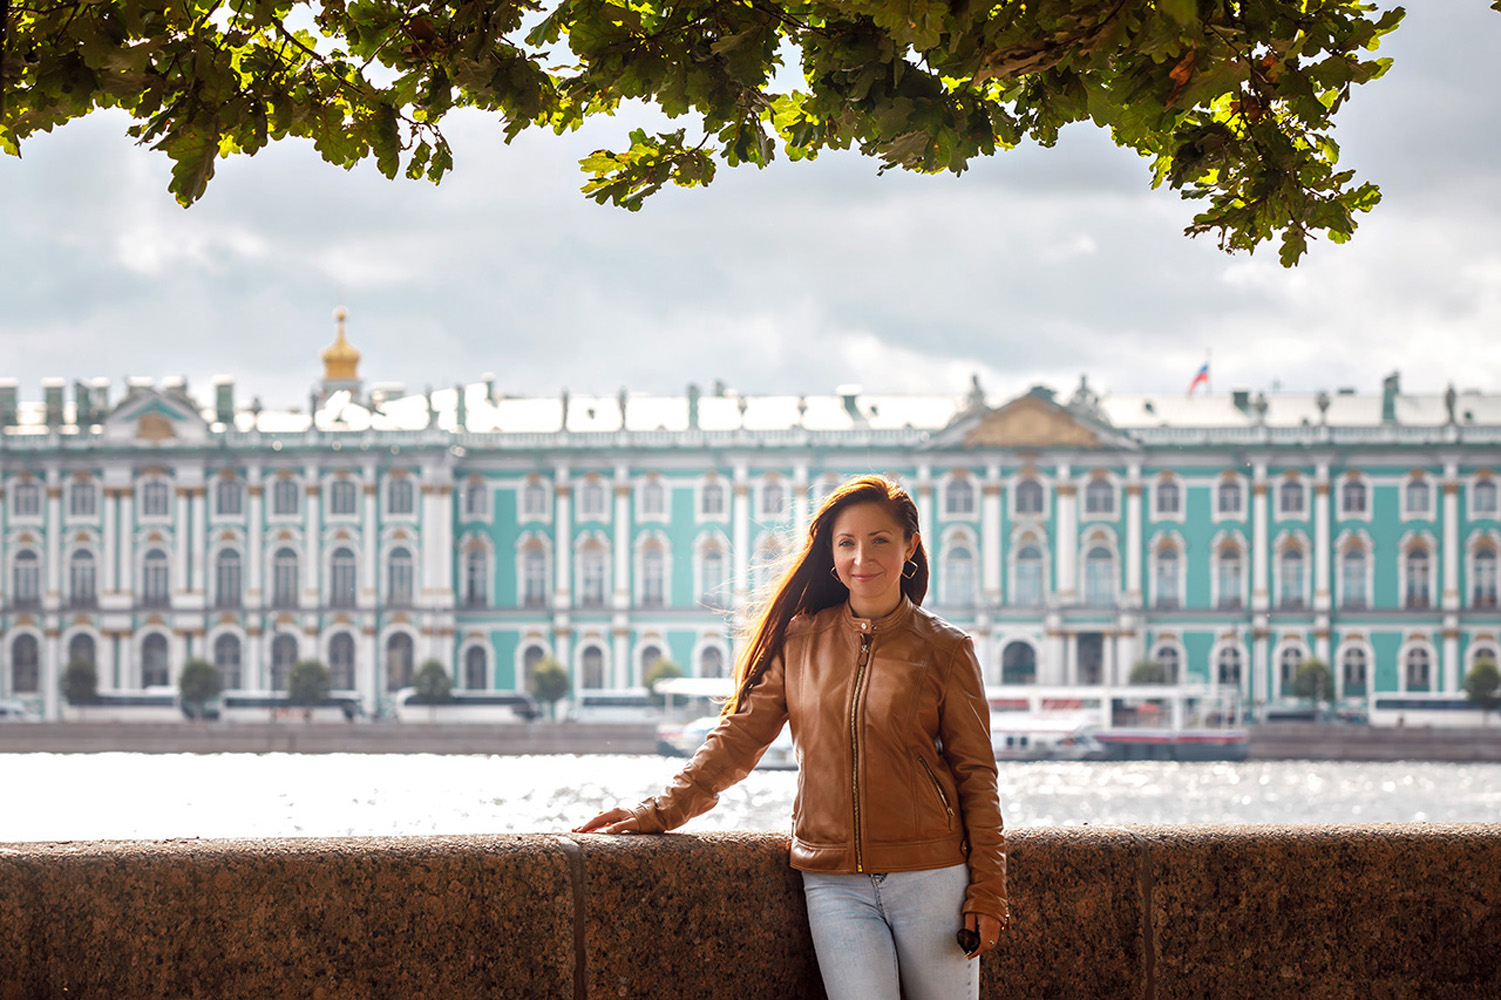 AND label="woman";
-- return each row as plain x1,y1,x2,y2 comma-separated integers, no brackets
575,475,1008,1000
